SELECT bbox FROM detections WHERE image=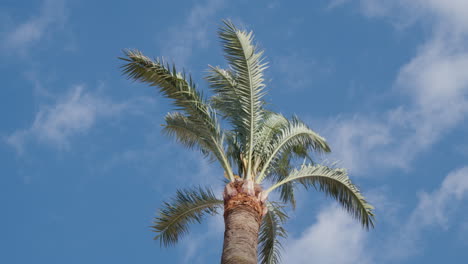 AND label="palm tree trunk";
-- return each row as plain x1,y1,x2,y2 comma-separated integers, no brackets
221,179,266,264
